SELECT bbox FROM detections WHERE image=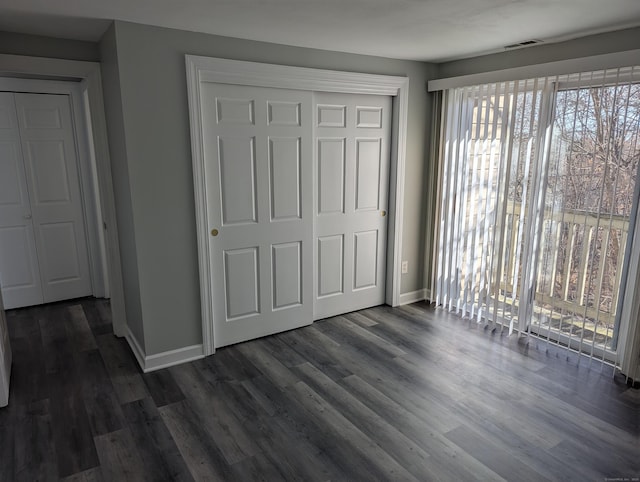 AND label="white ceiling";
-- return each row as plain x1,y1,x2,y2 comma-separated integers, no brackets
1,0,640,62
